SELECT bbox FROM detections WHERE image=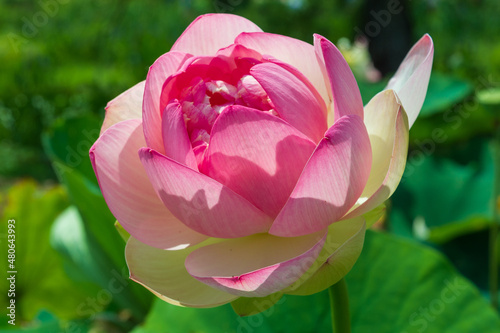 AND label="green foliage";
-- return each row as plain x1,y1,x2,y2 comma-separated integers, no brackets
388,141,497,298
0,181,95,324
348,231,500,333
0,311,62,333
419,73,474,117
410,0,500,80
391,144,493,244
